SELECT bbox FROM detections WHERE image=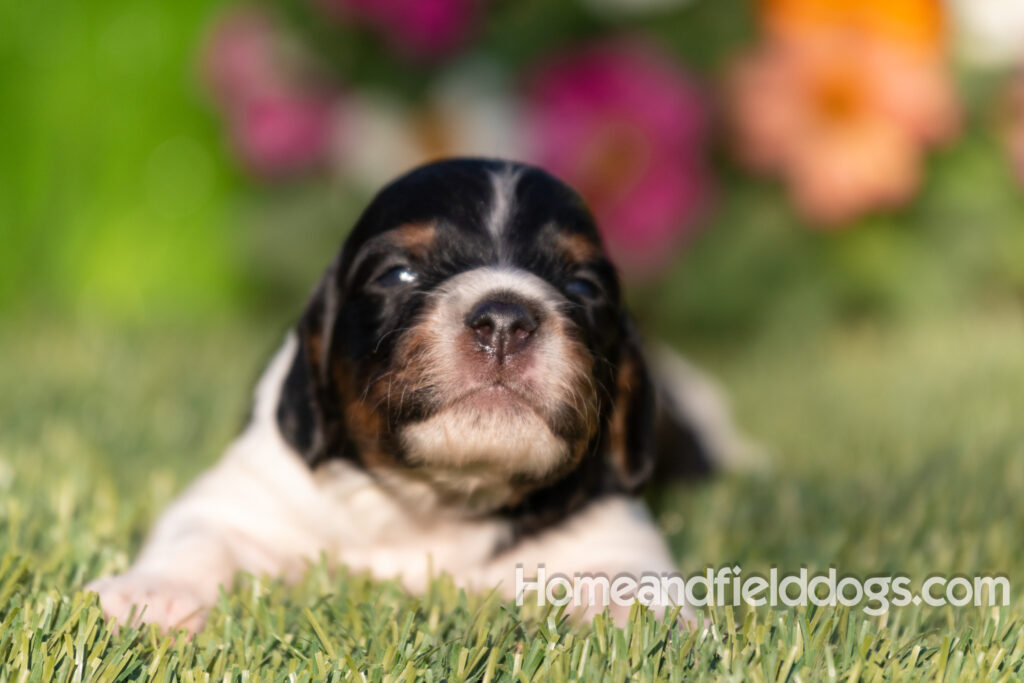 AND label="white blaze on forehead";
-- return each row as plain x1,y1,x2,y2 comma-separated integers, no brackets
485,166,523,245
